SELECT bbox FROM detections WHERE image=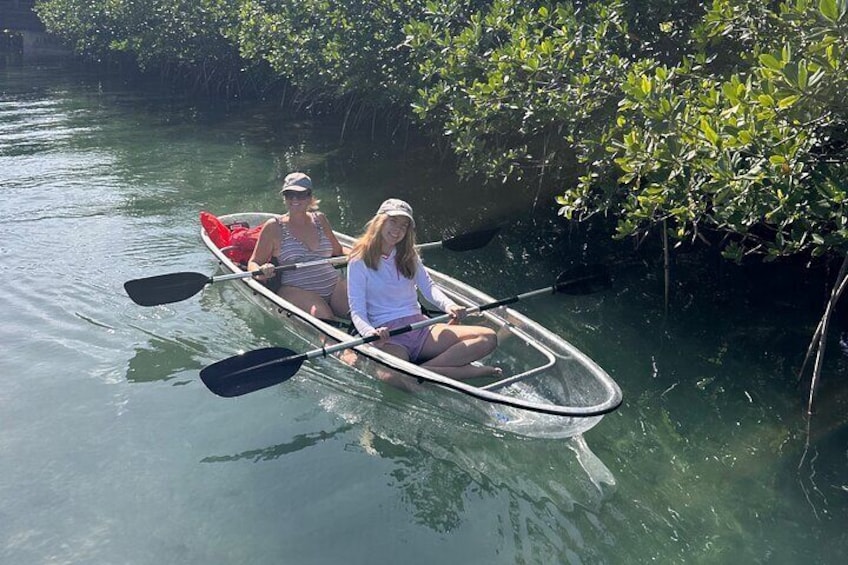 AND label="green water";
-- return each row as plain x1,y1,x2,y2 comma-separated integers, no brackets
1,62,846,564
